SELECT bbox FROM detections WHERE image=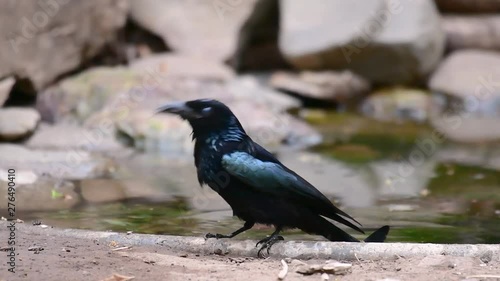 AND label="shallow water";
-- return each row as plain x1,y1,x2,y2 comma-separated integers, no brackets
20,111,500,244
